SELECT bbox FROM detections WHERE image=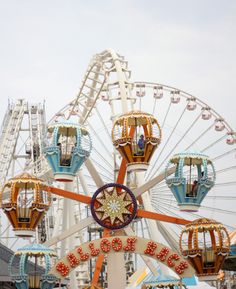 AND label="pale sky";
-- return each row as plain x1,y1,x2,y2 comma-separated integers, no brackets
0,0,235,125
